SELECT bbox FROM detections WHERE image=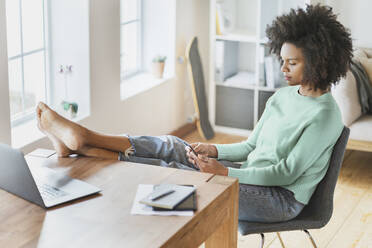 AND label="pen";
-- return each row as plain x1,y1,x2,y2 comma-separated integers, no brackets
150,189,175,201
